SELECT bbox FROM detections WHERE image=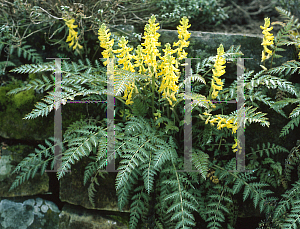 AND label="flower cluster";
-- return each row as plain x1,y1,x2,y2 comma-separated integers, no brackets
260,17,274,62
141,15,161,72
123,82,138,105
132,45,147,74
98,24,114,66
173,17,191,60
157,43,180,105
97,15,191,107
206,170,219,184
64,18,82,50
203,112,238,134
155,16,191,106
211,44,226,99
113,37,135,72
